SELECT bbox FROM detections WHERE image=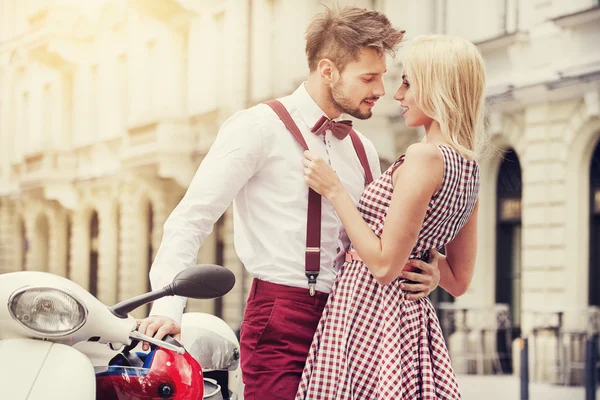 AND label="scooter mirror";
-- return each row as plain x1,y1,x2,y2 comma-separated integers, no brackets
109,264,235,318
171,264,235,299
